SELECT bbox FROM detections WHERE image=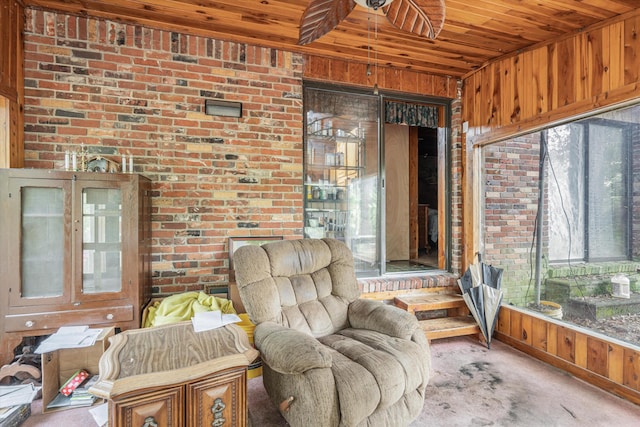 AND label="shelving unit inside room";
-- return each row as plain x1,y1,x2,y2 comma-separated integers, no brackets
304,114,365,242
